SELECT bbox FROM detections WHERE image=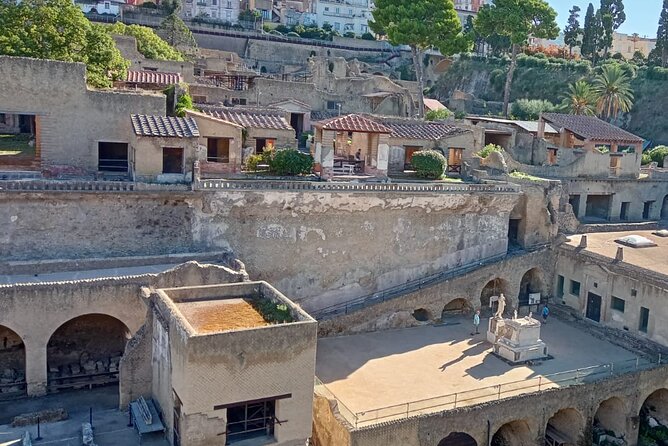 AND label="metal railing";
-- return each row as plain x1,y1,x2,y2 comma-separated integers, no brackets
312,245,546,320
195,179,521,194
319,355,665,428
